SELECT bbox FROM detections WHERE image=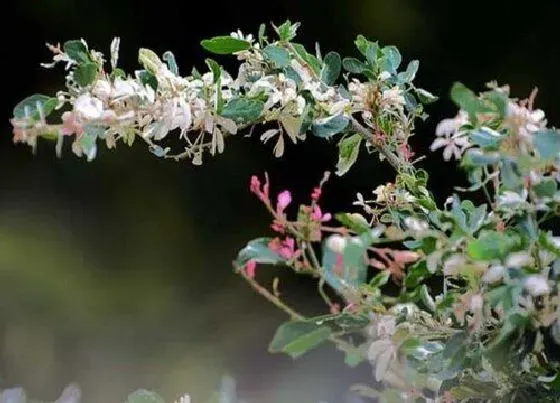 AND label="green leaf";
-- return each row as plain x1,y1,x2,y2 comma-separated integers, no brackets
415,88,438,104
380,46,401,71
220,98,263,123
467,230,519,260
533,179,557,198
63,40,90,63
397,60,419,82
200,36,251,55
312,114,349,138
138,48,163,74
235,237,283,266
205,58,221,84
334,212,370,233
13,94,58,120
274,20,300,41
354,35,370,56
110,68,126,79
342,57,367,74
263,45,290,67
405,261,429,288
126,389,165,403
320,52,341,86
269,320,331,358
291,43,322,75
450,82,487,121
74,62,98,87
162,51,179,75
137,70,158,91
470,127,502,148
336,134,362,176
534,129,560,160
